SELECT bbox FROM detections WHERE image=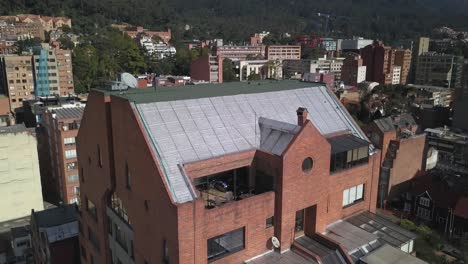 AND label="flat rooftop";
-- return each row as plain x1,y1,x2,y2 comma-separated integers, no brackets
360,244,427,264
246,250,318,264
